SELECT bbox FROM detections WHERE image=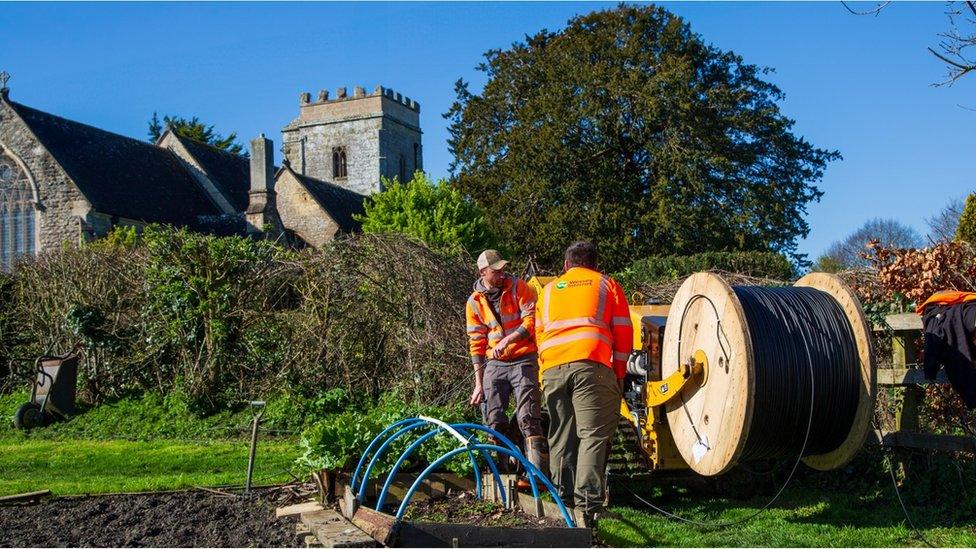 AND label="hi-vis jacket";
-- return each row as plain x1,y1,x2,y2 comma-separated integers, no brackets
916,290,976,315
465,275,537,365
535,267,633,379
